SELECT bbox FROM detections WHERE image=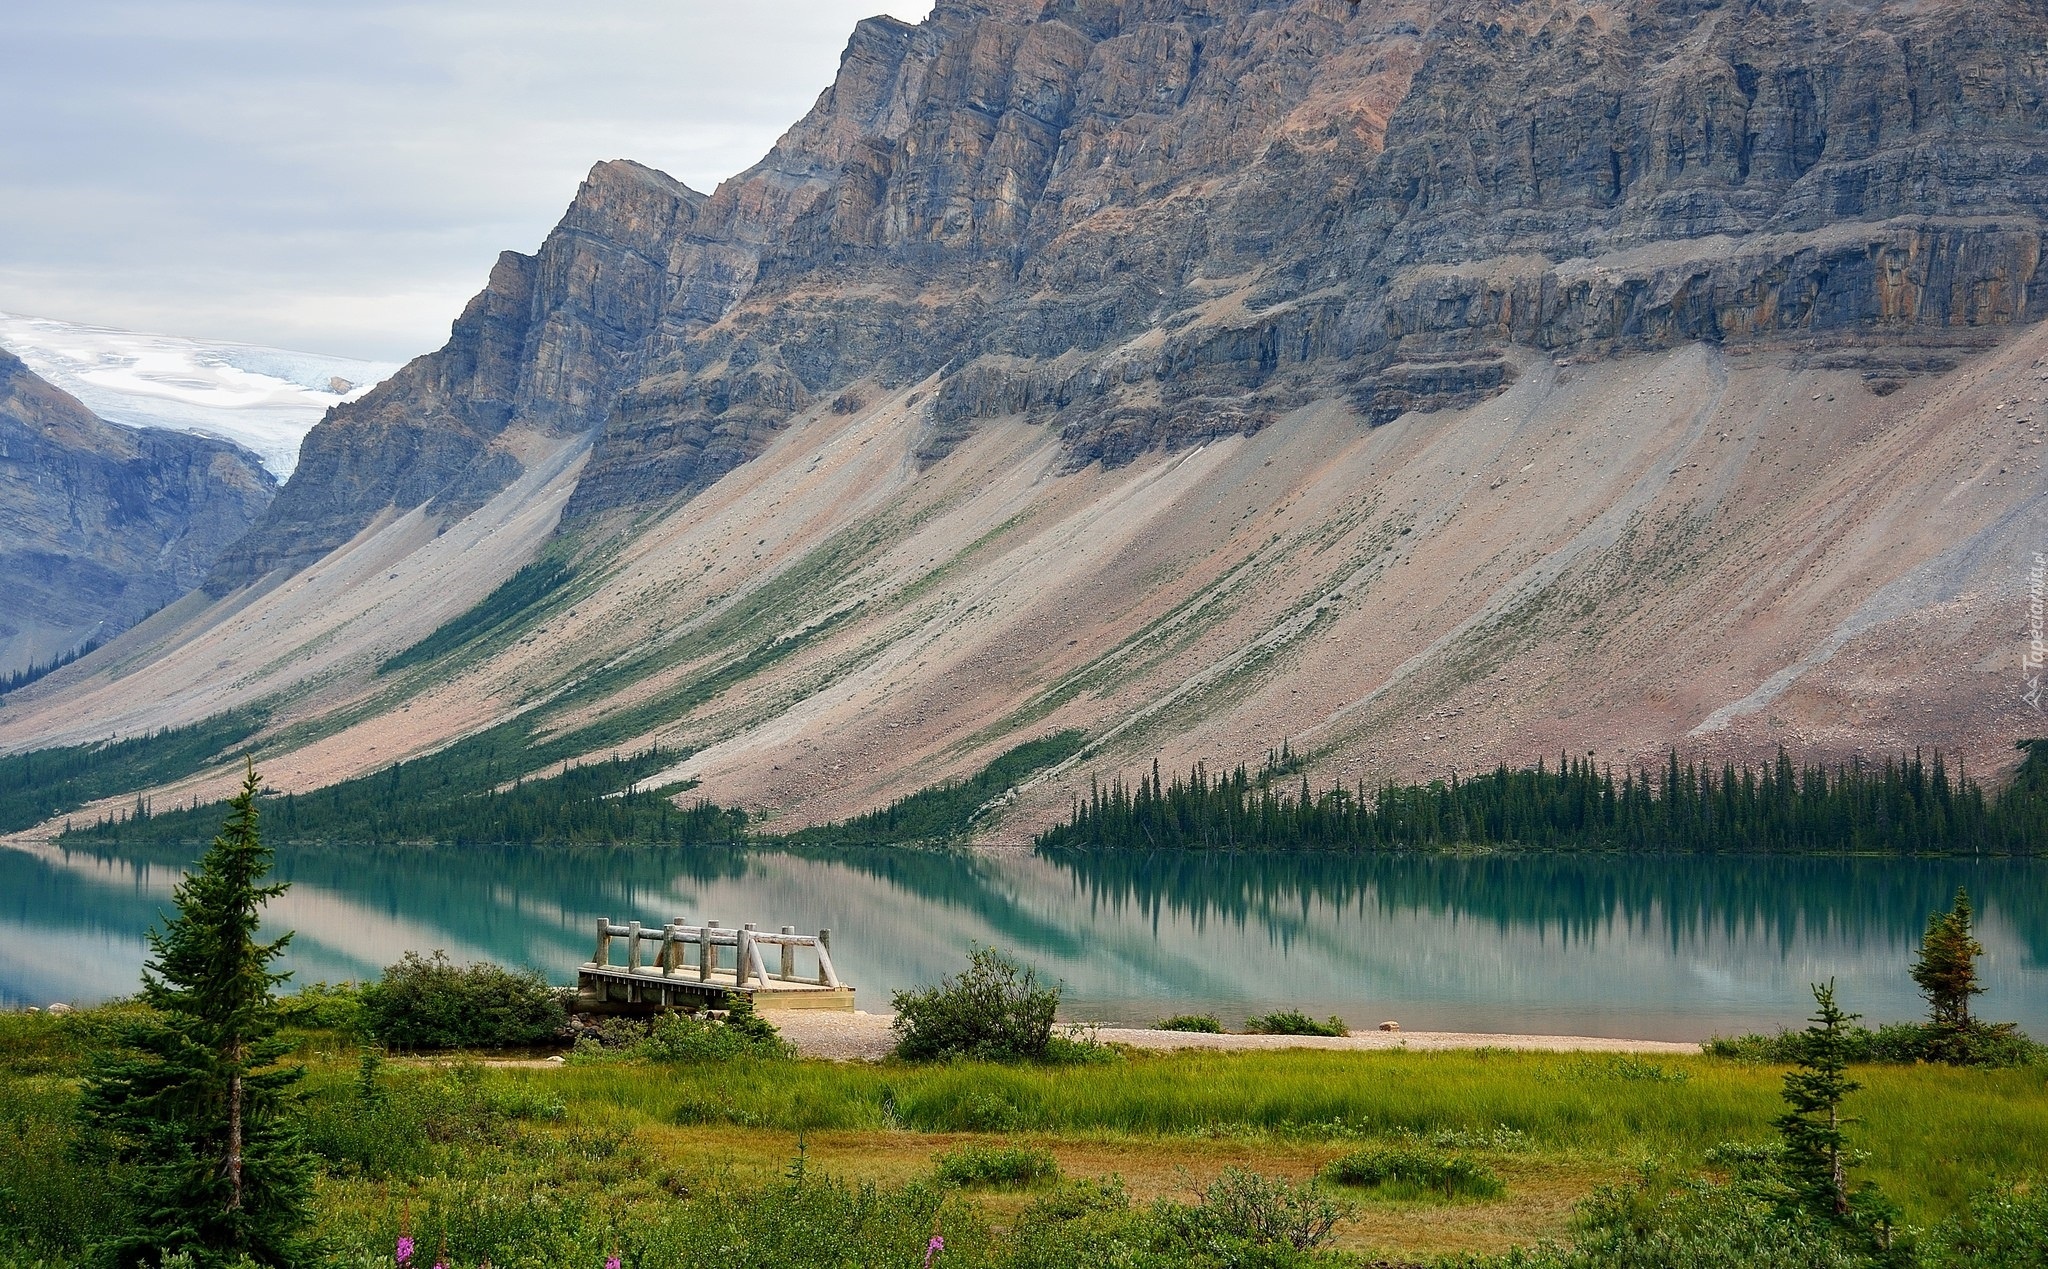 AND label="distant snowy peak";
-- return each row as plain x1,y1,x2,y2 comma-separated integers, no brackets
0,312,399,477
